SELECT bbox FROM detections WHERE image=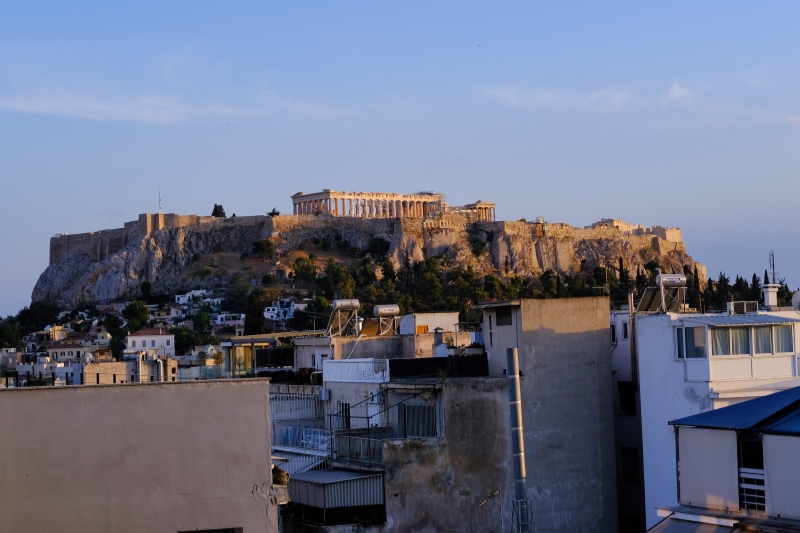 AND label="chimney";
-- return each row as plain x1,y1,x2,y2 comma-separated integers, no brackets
763,284,780,308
